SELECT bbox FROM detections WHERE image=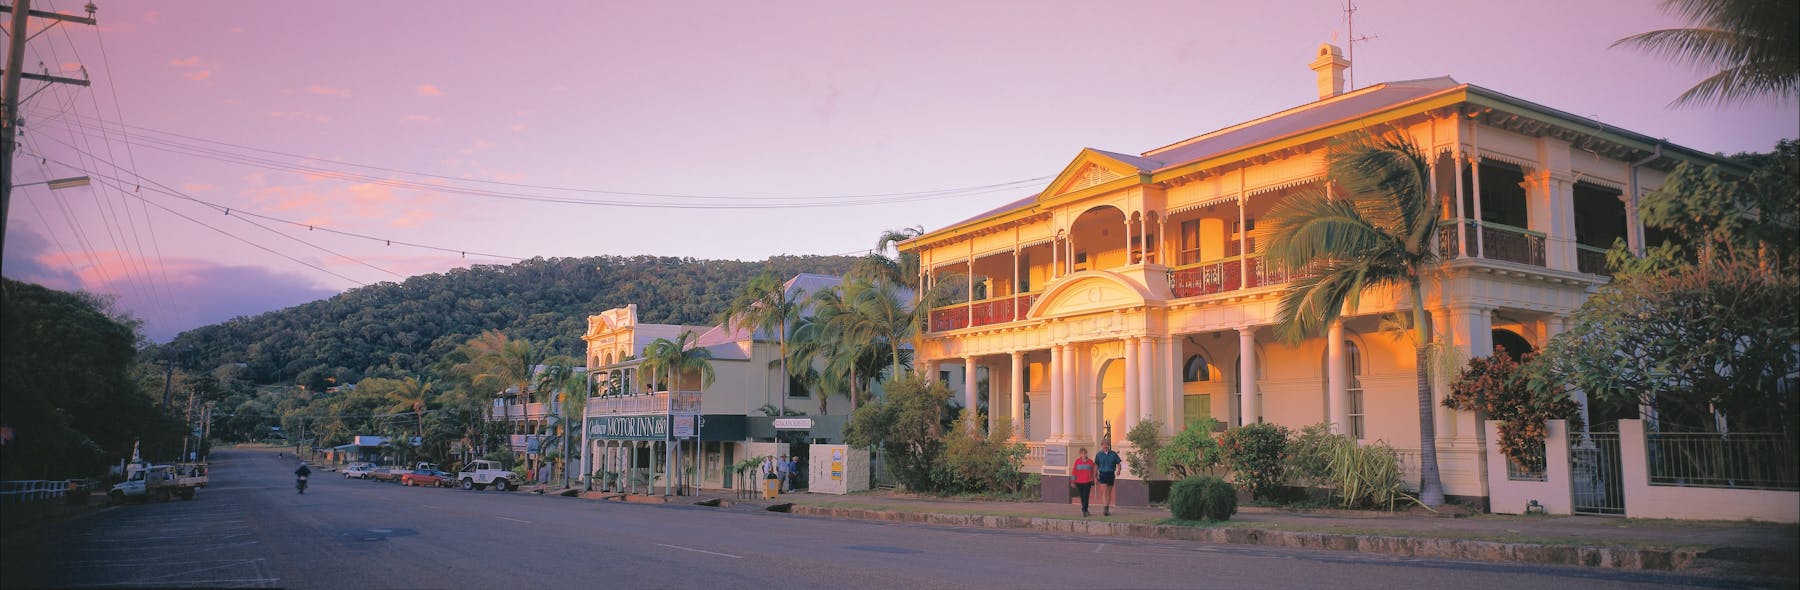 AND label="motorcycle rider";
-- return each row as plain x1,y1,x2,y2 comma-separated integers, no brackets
295,463,312,494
